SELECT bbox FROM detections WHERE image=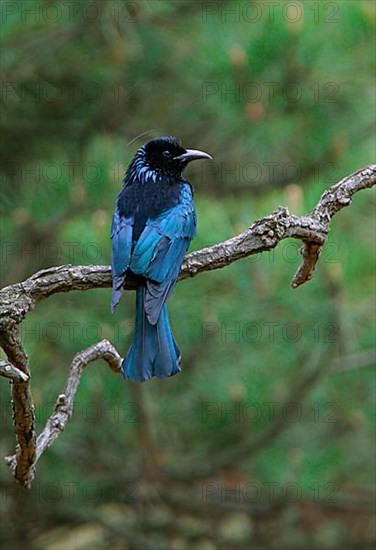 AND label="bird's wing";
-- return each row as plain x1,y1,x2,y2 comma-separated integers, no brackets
111,207,133,312
130,191,196,324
